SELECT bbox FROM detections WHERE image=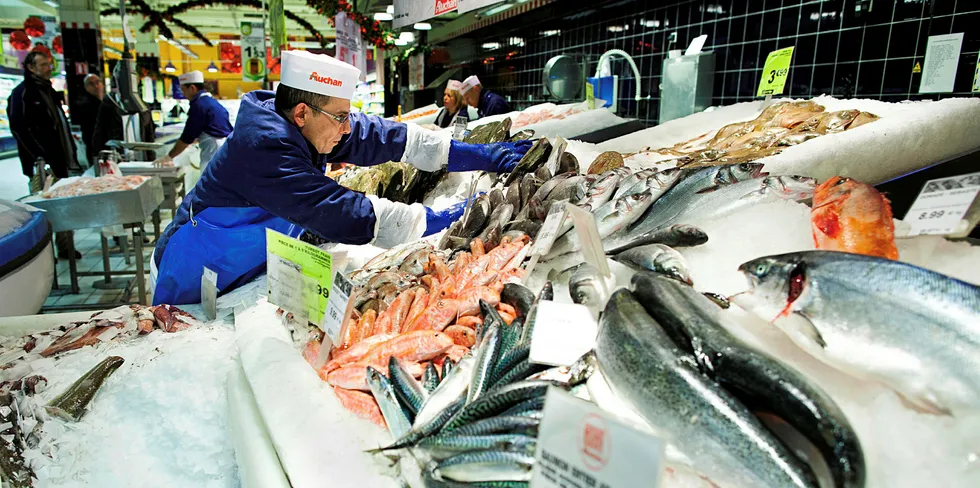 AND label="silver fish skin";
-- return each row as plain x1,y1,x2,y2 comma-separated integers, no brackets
613,243,693,285
568,263,605,307
605,224,708,254
539,176,590,218
363,241,431,271
416,433,537,460
366,366,413,439
433,450,535,483
545,191,656,259
579,171,621,209
423,363,441,393
597,290,819,488
738,250,980,415
389,356,427,416
612,168,658,201
469,324,504,404
415,356,475,429
449,416,540,438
